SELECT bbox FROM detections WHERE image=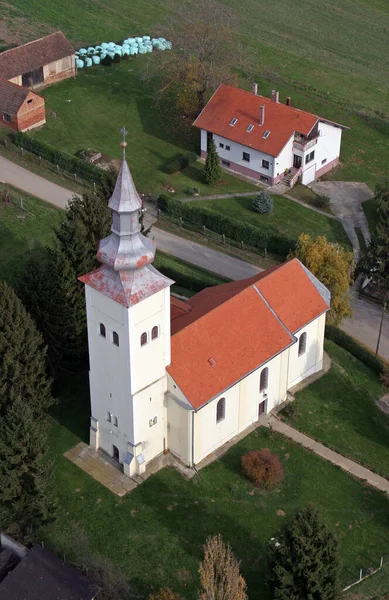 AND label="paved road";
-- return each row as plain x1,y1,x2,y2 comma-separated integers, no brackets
2,157,388,358
0,155,74,209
